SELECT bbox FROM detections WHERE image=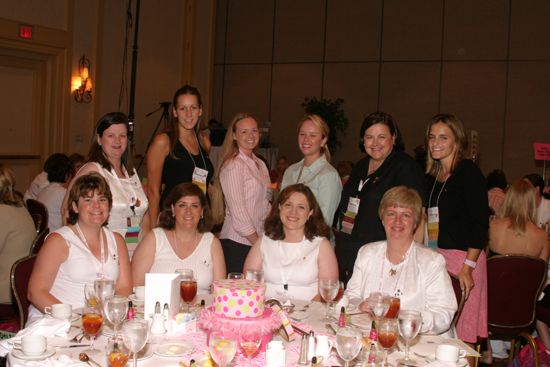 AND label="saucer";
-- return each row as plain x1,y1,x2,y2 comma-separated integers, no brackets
154,342,195,357
12,347,55,361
